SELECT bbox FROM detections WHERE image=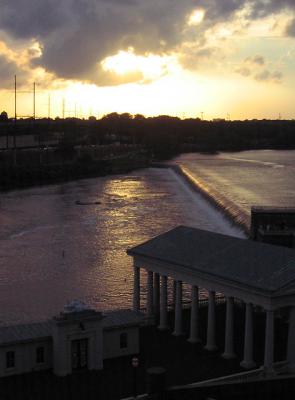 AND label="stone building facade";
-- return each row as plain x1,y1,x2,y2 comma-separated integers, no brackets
0,303,144,377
